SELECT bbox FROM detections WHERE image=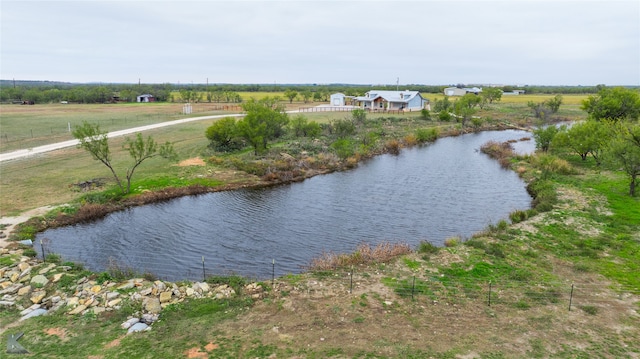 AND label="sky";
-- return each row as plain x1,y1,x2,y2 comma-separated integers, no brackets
1,0,639,86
